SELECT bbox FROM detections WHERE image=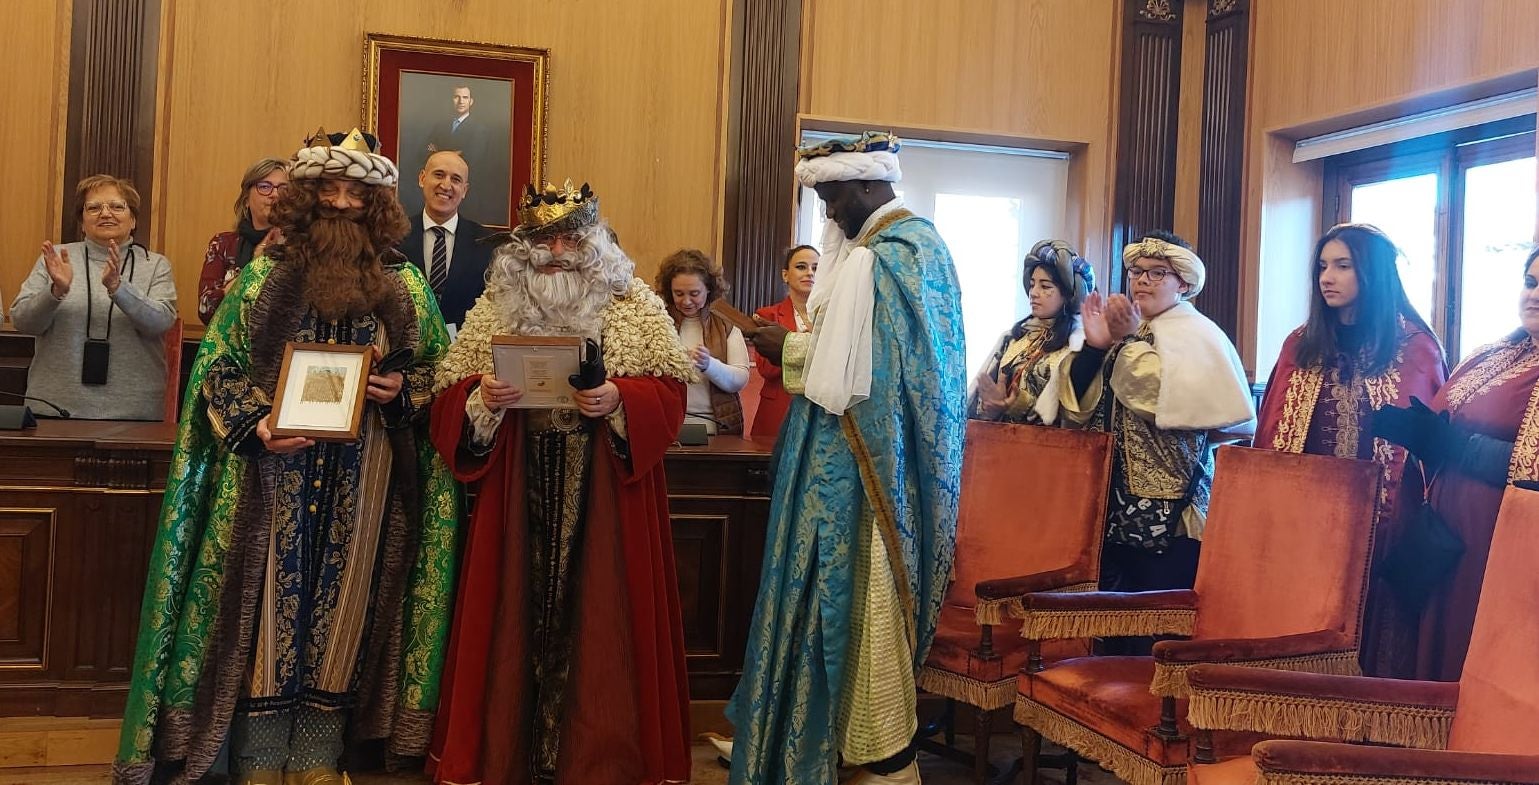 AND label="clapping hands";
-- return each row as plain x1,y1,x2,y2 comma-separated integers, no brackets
1082,291,1142,350
41,241,73,299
